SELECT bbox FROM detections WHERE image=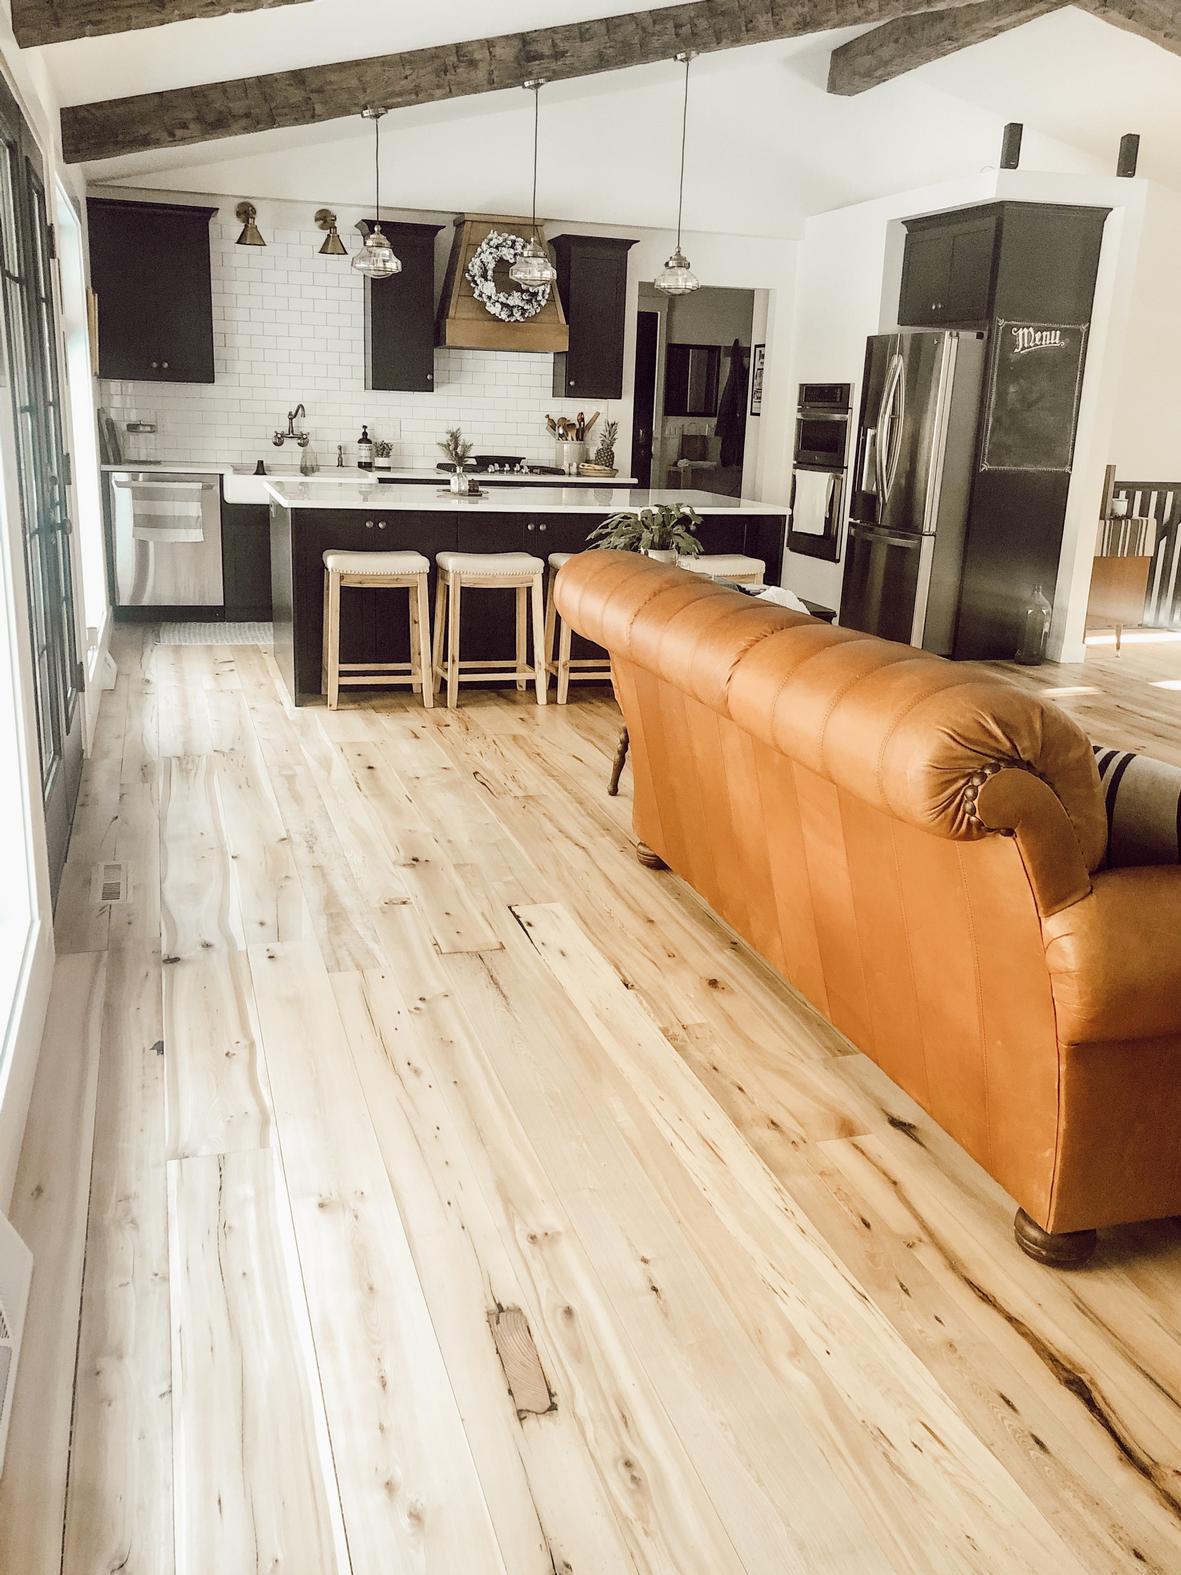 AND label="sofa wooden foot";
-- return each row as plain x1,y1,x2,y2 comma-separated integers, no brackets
635,841,668,870
608,725,629,796
1014,1208,1097,1267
